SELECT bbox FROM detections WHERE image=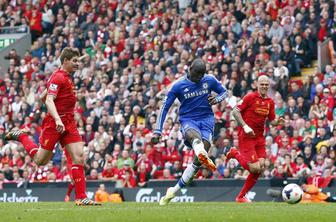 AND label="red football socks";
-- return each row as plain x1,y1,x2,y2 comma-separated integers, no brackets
237,173,260,198
71,164,87,199
233,151,250,171
18,134,38,159
66,182,75,196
